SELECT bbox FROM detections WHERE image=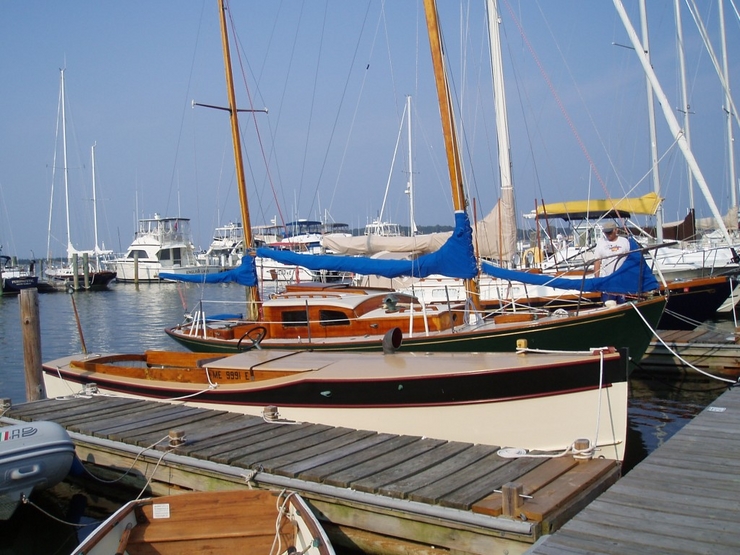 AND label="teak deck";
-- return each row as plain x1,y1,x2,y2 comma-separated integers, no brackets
4,395,621,555
526,385,740,554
